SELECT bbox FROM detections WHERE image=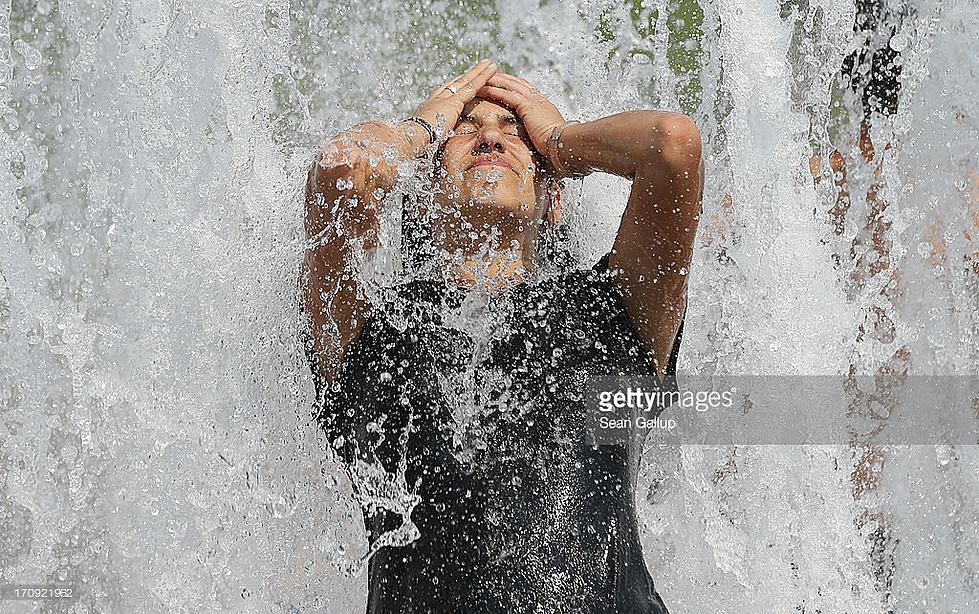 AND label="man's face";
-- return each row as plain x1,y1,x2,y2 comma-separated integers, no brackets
434,99,545,227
